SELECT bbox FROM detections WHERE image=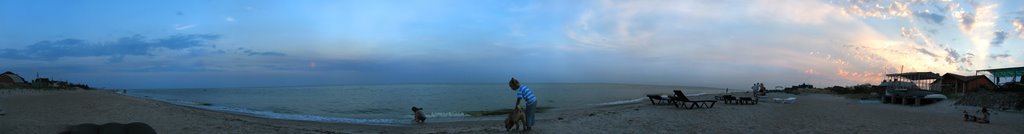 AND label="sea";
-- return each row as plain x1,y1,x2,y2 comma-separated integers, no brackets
126,83,725,125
